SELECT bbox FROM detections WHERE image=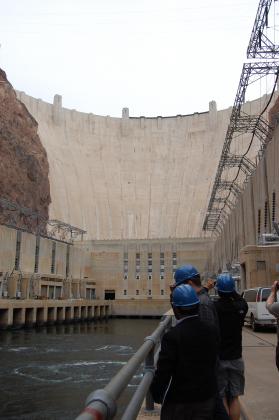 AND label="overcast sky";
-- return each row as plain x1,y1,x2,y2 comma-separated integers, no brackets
0,0,268,117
